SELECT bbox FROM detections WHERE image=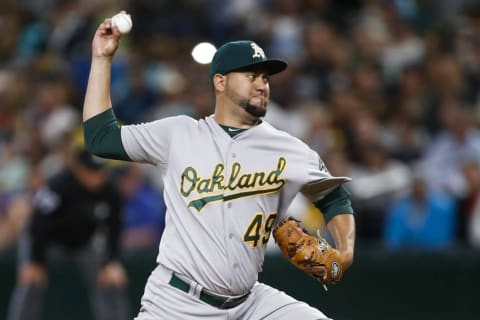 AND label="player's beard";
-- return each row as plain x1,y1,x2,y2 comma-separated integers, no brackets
225,84,268,118
233,93,268,118
240,100,267,118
